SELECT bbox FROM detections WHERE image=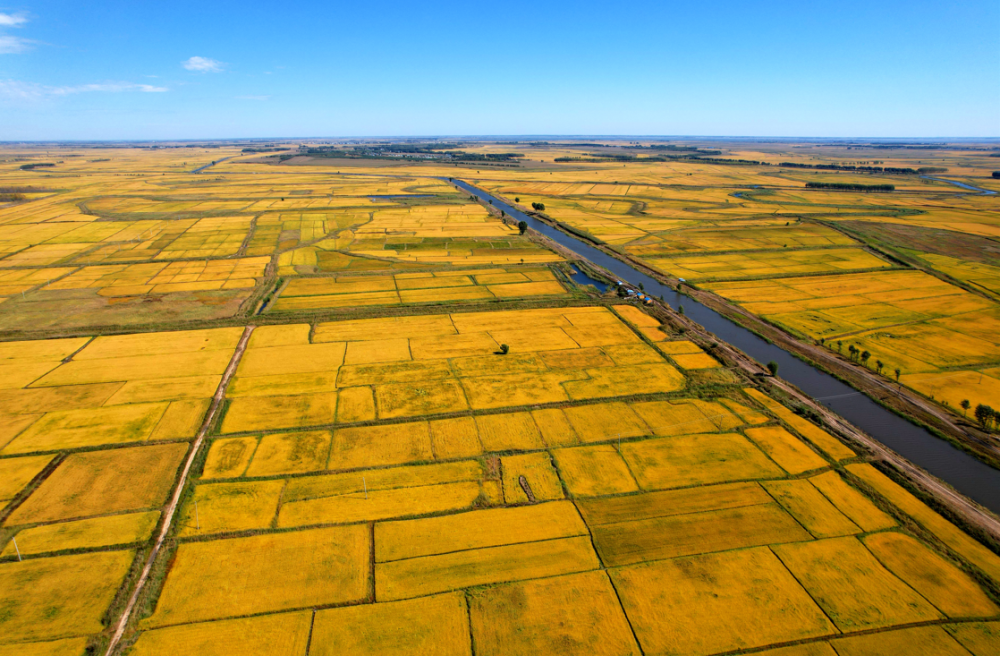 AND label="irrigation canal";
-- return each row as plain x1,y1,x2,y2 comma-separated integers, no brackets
449,178,1000,512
